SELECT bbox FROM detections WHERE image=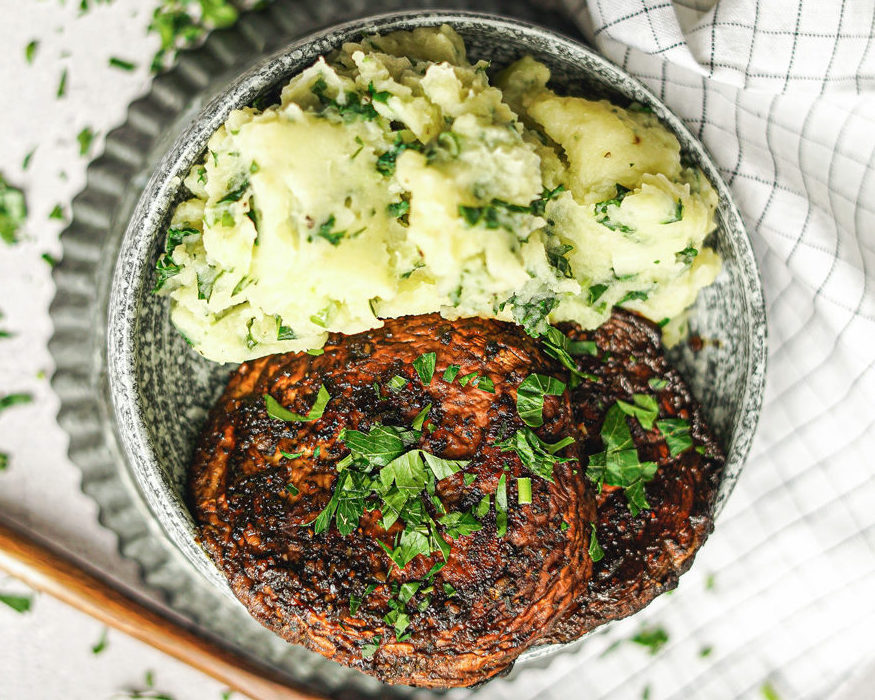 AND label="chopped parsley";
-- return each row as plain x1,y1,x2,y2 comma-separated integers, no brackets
152,227,198,292
662,199,684,224
0,593,32,613
616,394,659,430
361,637,381,659
196,267,221,302
77,127,95,157
656,418,693,455
49,204,64,220
22,148,35,170
91,628,108,655
618,290,649,305
57,68,67,98
761,681,781,700
411,404,431,431
631,626,669,655
280,450,303,460
593,184,634,233
387,199,409,219
516,373,566,428
588,523,605,562
588,283,609,305
25,40,38,64
413,352,436,384
244,318,257,349
442,364,460,382
387,375,407,393
275,317,296,341
41,253,58,267
586,404,659,516
0,393,33,413
218,178,249,203
676,245,698,265
457,371,479,387
648,377,668,391
367,81,391,103
109,57,136,71
546,241,574,278
0,453,8,471
495,428,575,483
316,214,345,245
264,384,330,423
506,295,559,337
285,483,300,496
311,76,380,121
474,375,495,393
375,137,421,176
0,175,27,245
